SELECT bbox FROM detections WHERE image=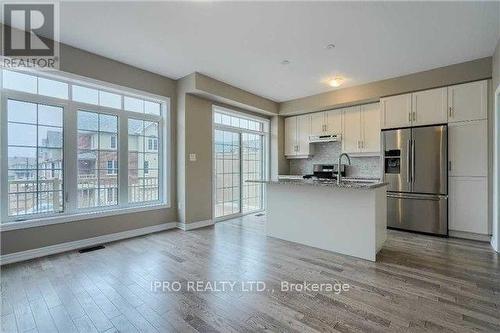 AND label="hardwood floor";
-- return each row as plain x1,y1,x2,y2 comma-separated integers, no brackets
1,214,499,332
